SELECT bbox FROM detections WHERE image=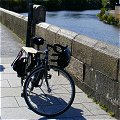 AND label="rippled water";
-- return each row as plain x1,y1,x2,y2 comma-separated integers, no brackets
21,10,119,47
